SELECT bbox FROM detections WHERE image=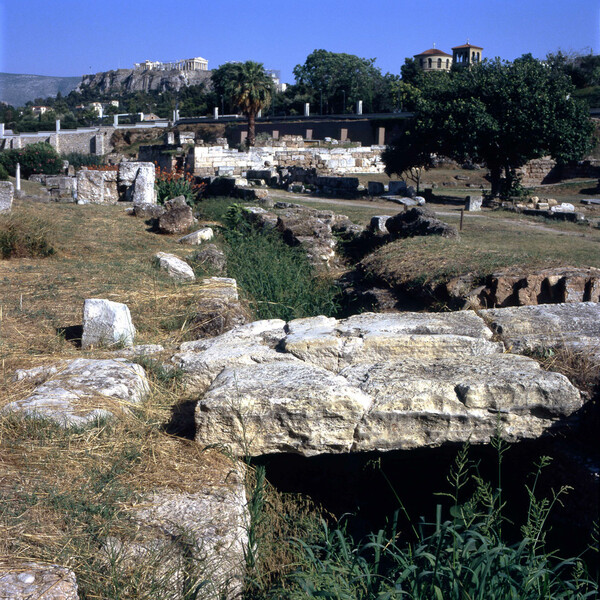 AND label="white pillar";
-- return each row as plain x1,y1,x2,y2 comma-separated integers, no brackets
55,119,61,132
139,112,145,122
304,103,310,117
356,100,363,115
175,109,180,121
0,123,4,137
173,109,177,122
257,109,262,118
15,162,21,192
214,107,219,119
113,115,118,127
